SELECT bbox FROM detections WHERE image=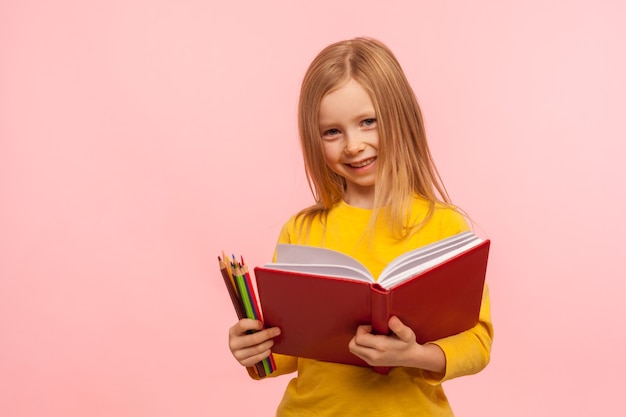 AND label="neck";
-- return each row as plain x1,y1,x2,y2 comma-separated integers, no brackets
343,187,375,209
